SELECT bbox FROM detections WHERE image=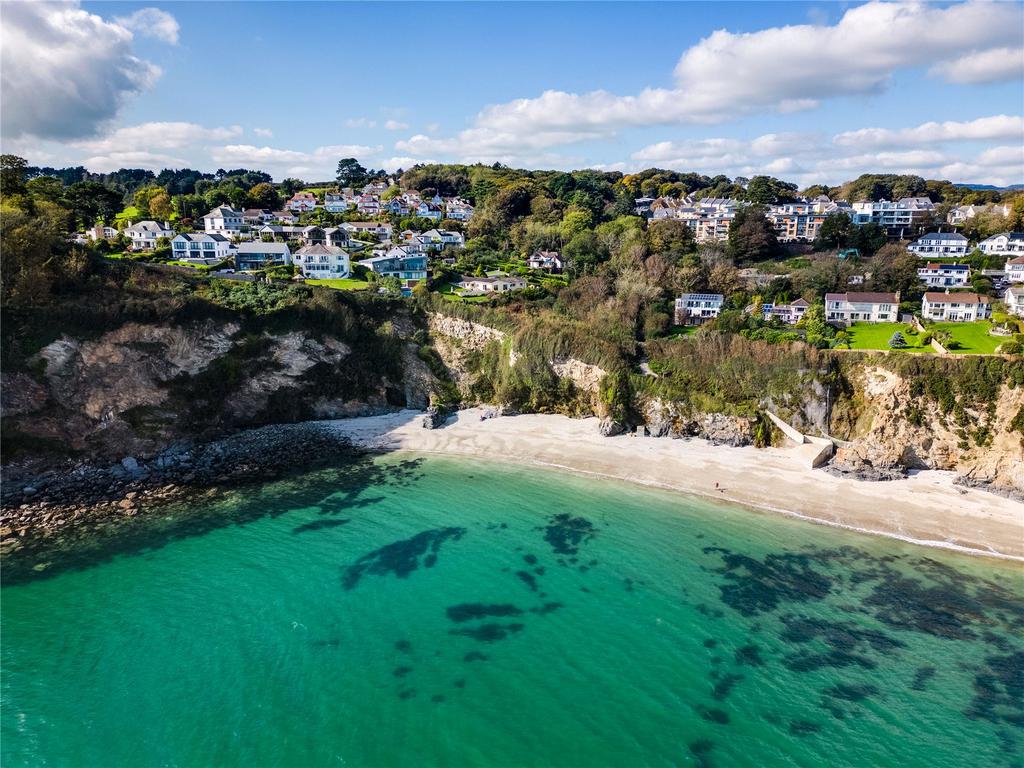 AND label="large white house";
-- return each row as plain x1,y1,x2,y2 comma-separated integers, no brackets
978,232,1024,258
674,293,724,325
342,221,393,240
457,273,527,294
171,233,234,262
1006,255,1024,284
124,220,174,250
293,244,350,279
1004,285,1024,318
850,198,935,238
203,206,244,237
921,291,991,322
824,291,899,324
416,228,465,251
917,262,970,288
907,232,970,257
527,250,563,272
